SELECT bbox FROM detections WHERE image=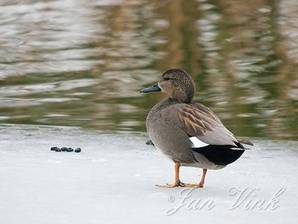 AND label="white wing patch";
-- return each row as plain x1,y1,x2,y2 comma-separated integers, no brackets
189,137,209,148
